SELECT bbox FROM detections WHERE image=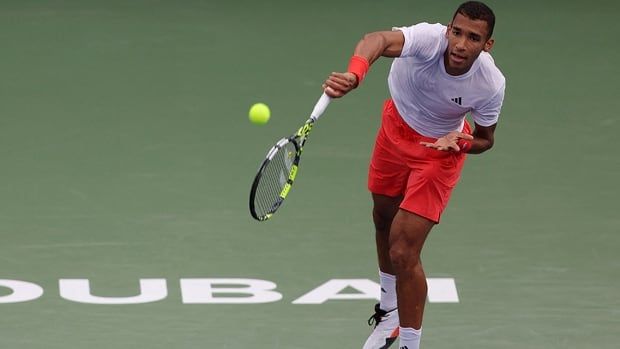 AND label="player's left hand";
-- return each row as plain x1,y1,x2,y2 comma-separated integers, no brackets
420,131,473,152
